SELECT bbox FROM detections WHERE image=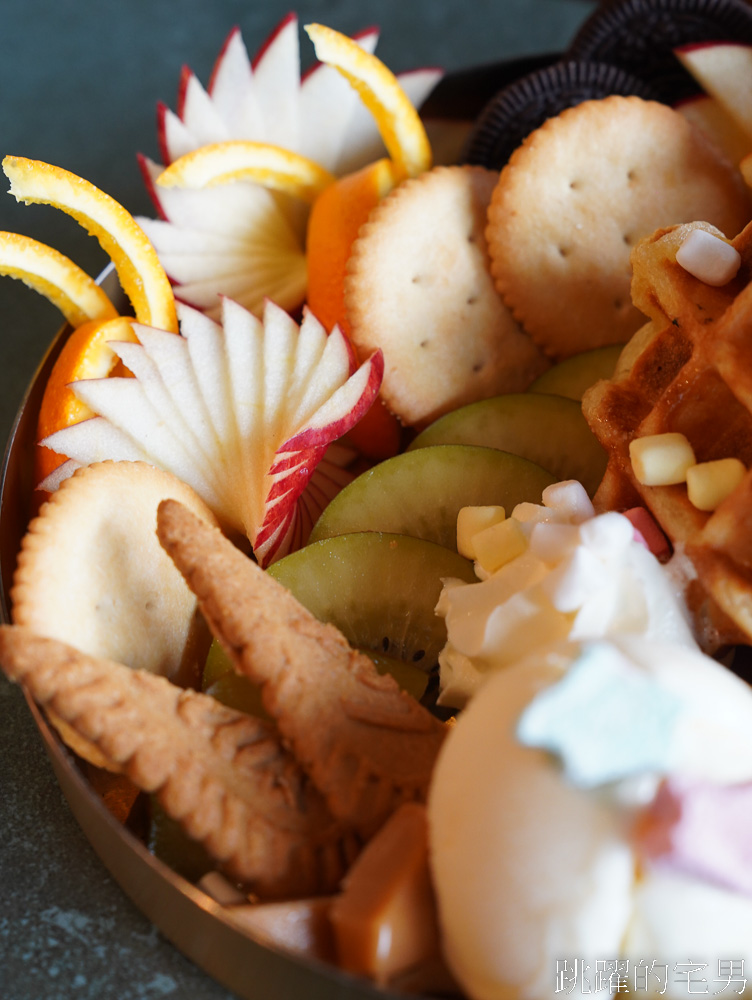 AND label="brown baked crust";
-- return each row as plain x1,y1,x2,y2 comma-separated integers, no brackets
0,625,354,898
156,498,447,839
583,218,752,651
